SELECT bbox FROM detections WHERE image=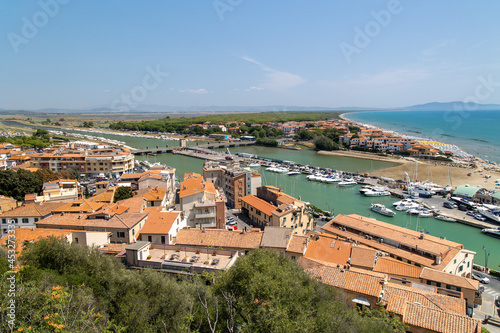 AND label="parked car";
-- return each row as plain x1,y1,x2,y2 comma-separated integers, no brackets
226,221,237,226
443,201,457,209
471,272,490,284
